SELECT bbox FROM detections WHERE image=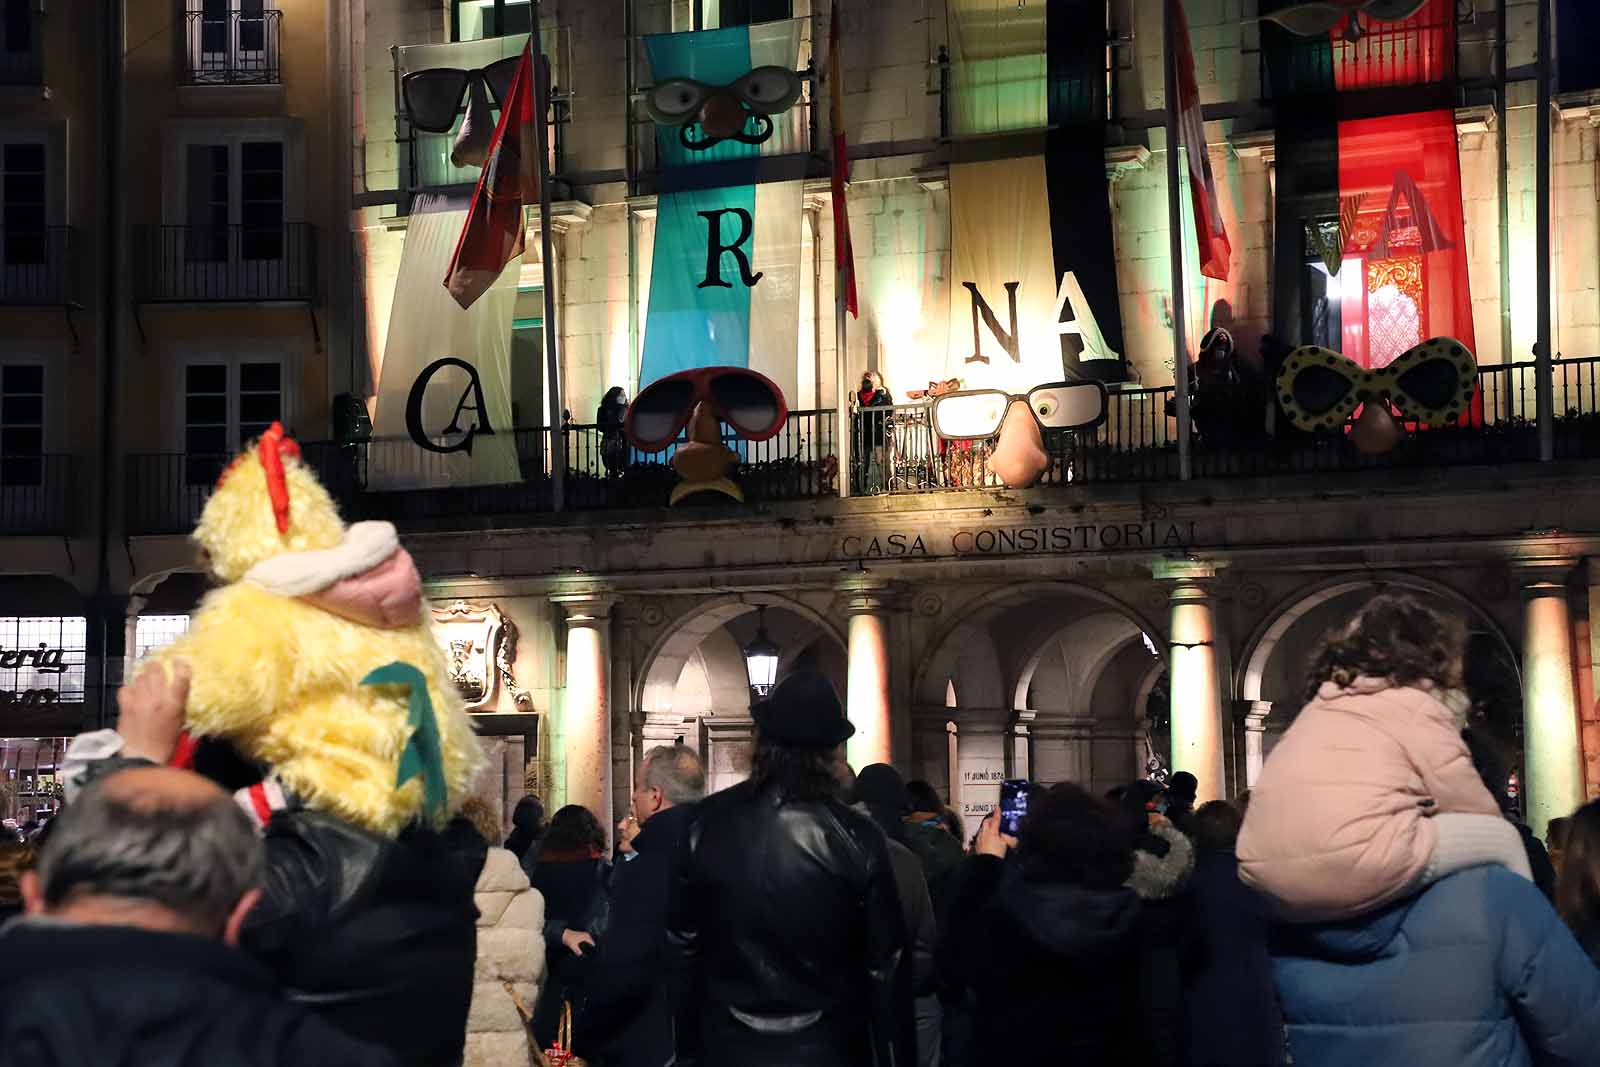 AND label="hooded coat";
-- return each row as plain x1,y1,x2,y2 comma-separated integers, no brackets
1273,866,1600,1067
945,853,1143,1067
